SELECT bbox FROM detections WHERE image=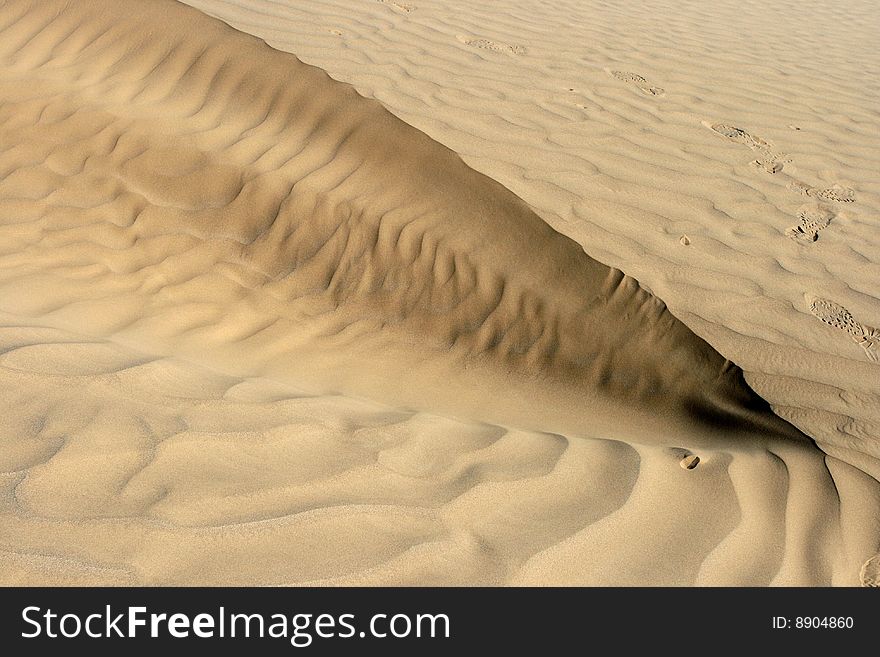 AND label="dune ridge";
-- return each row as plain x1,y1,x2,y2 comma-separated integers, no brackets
0,0,801,449
0,0,878,585
175,0,880,475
